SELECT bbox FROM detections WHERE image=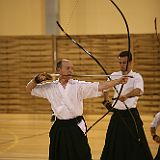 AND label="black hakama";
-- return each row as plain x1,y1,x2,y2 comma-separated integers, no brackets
154,145,160,160
49,116,92,160
100,108,153,160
